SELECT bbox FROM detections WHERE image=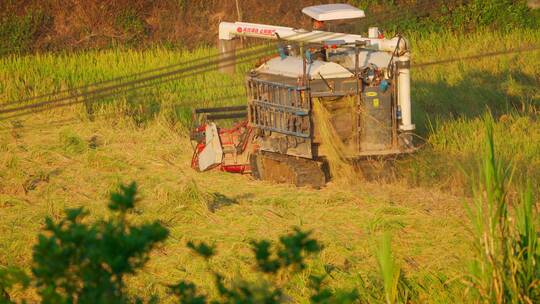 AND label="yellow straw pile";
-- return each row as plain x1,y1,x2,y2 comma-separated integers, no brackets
312,97,363,184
